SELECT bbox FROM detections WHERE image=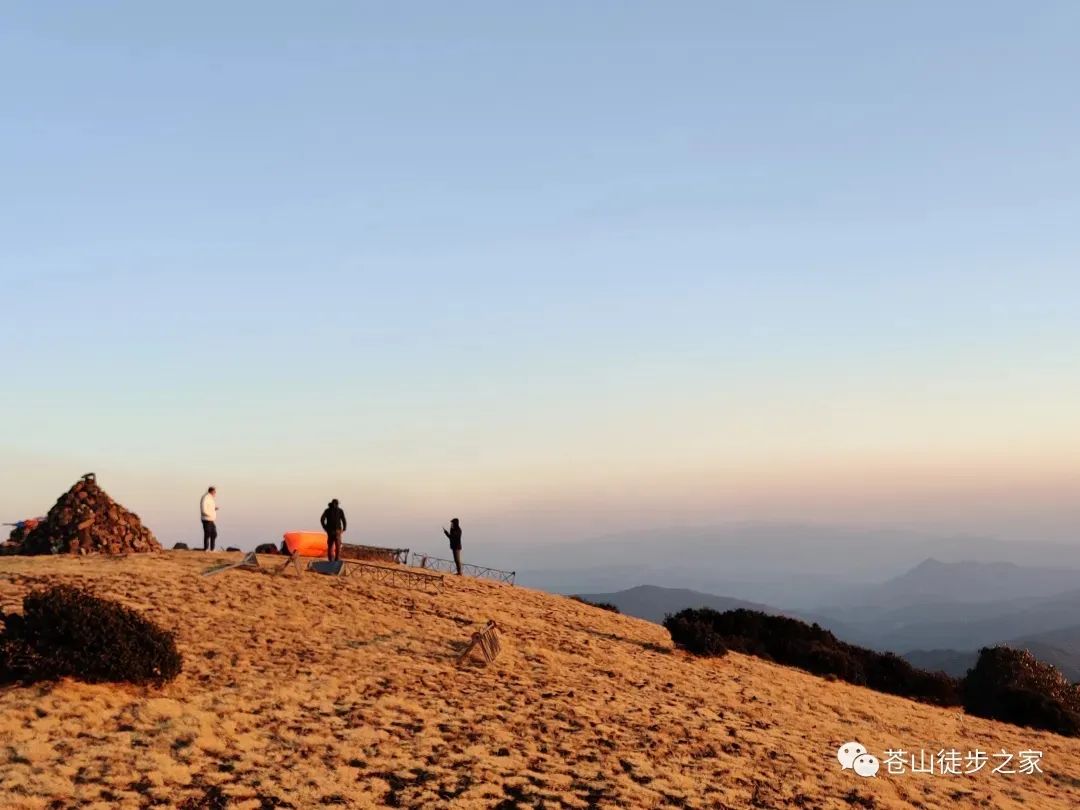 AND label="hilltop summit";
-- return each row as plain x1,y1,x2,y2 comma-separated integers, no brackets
0,552,1078,808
